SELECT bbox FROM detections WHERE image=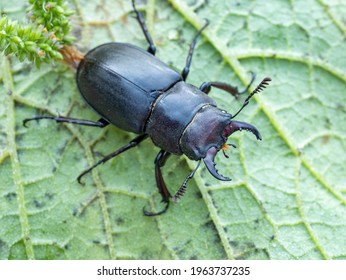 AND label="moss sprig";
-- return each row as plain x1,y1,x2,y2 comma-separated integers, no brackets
0,0,75,67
